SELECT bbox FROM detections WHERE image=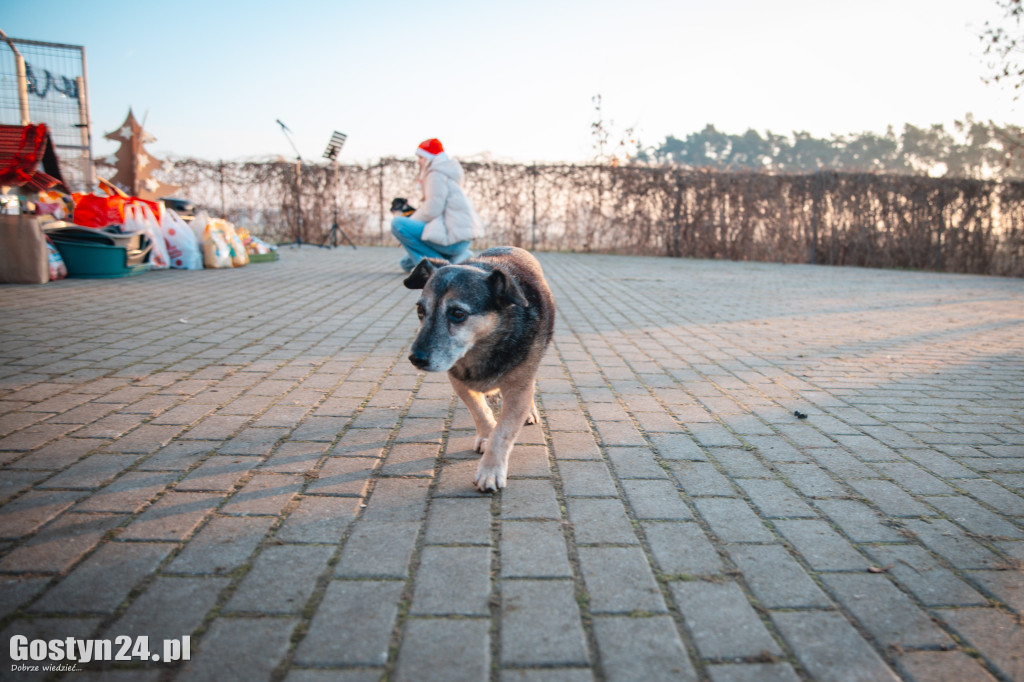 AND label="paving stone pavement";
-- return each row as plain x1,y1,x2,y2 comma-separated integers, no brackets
0,246,1022,681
